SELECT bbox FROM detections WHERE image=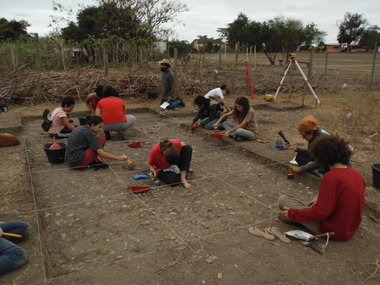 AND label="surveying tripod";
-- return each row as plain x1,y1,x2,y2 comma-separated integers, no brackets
272,54,322,106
